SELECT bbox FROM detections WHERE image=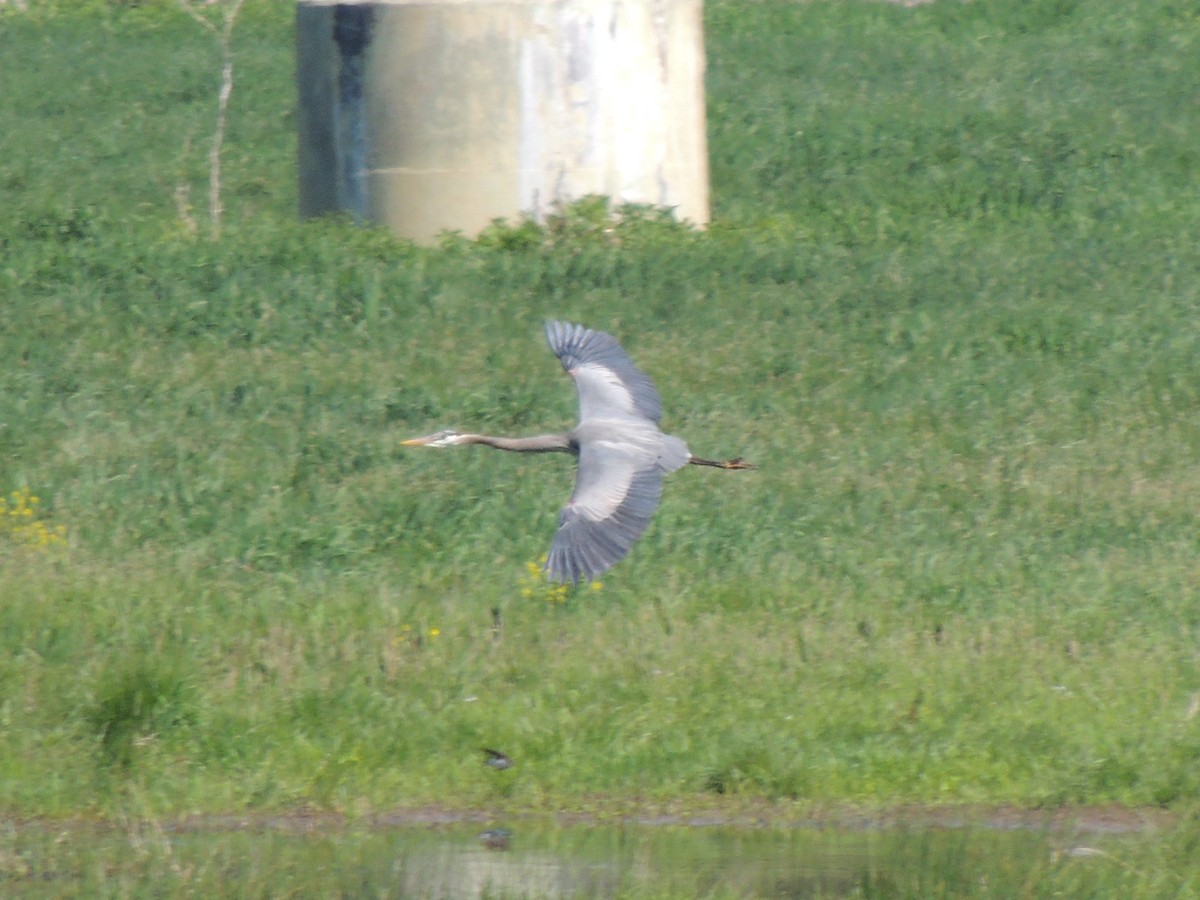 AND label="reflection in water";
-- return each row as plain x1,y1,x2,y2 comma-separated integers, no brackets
477,827,514,851
9,817,1136,897
397,837,620,898
365,824,1098,898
